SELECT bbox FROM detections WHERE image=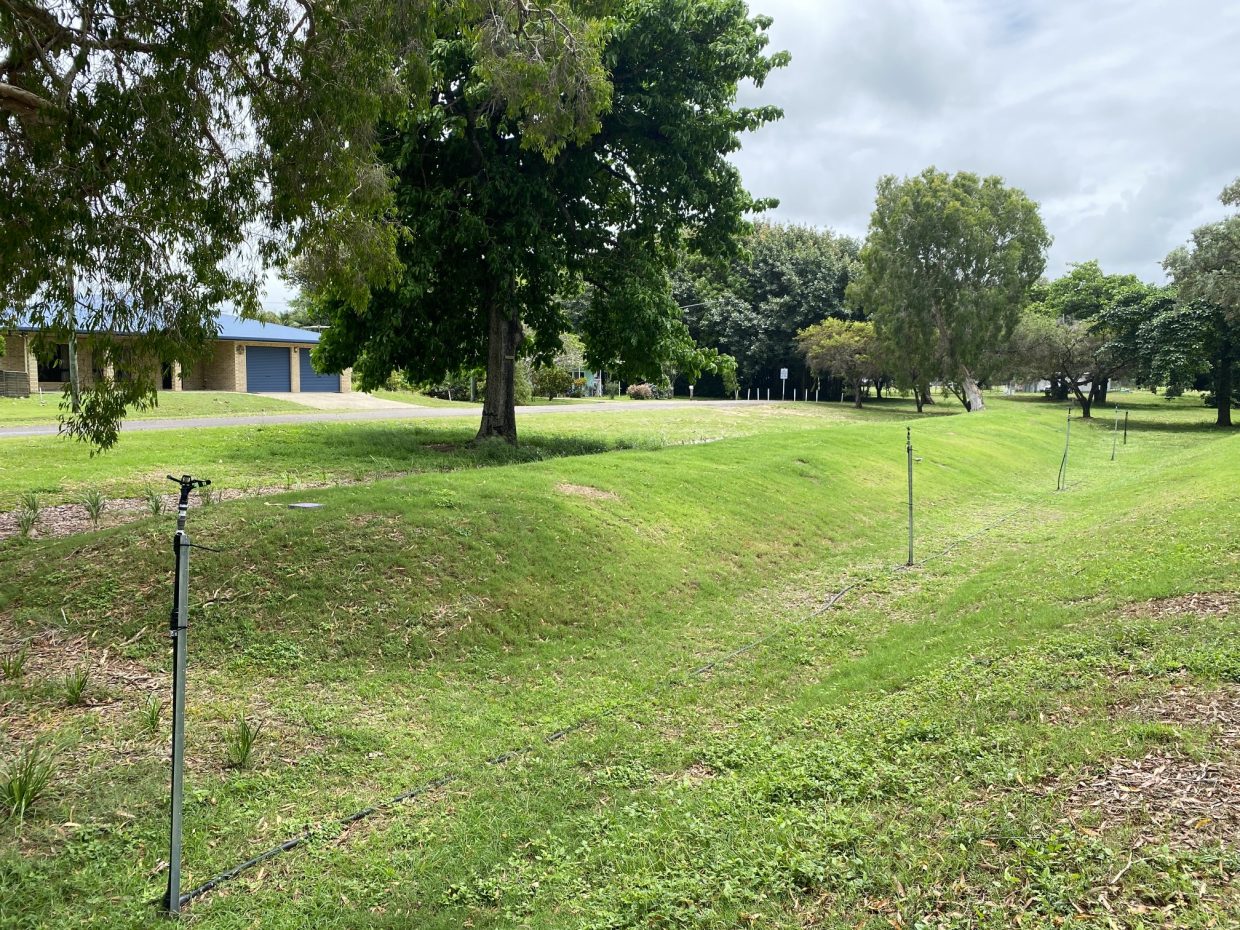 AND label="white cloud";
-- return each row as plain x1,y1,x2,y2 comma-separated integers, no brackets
734,0,1240,281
